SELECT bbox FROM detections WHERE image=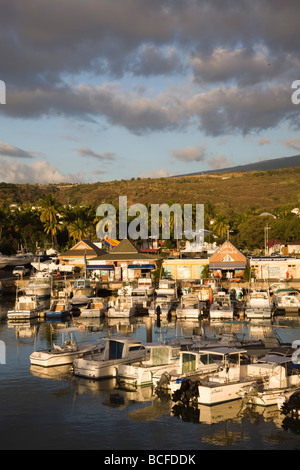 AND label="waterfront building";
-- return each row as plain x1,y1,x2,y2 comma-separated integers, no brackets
250,256,300,281
59,240,107,268
162,257,209,280
86,238,162,281
208,240,248,279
